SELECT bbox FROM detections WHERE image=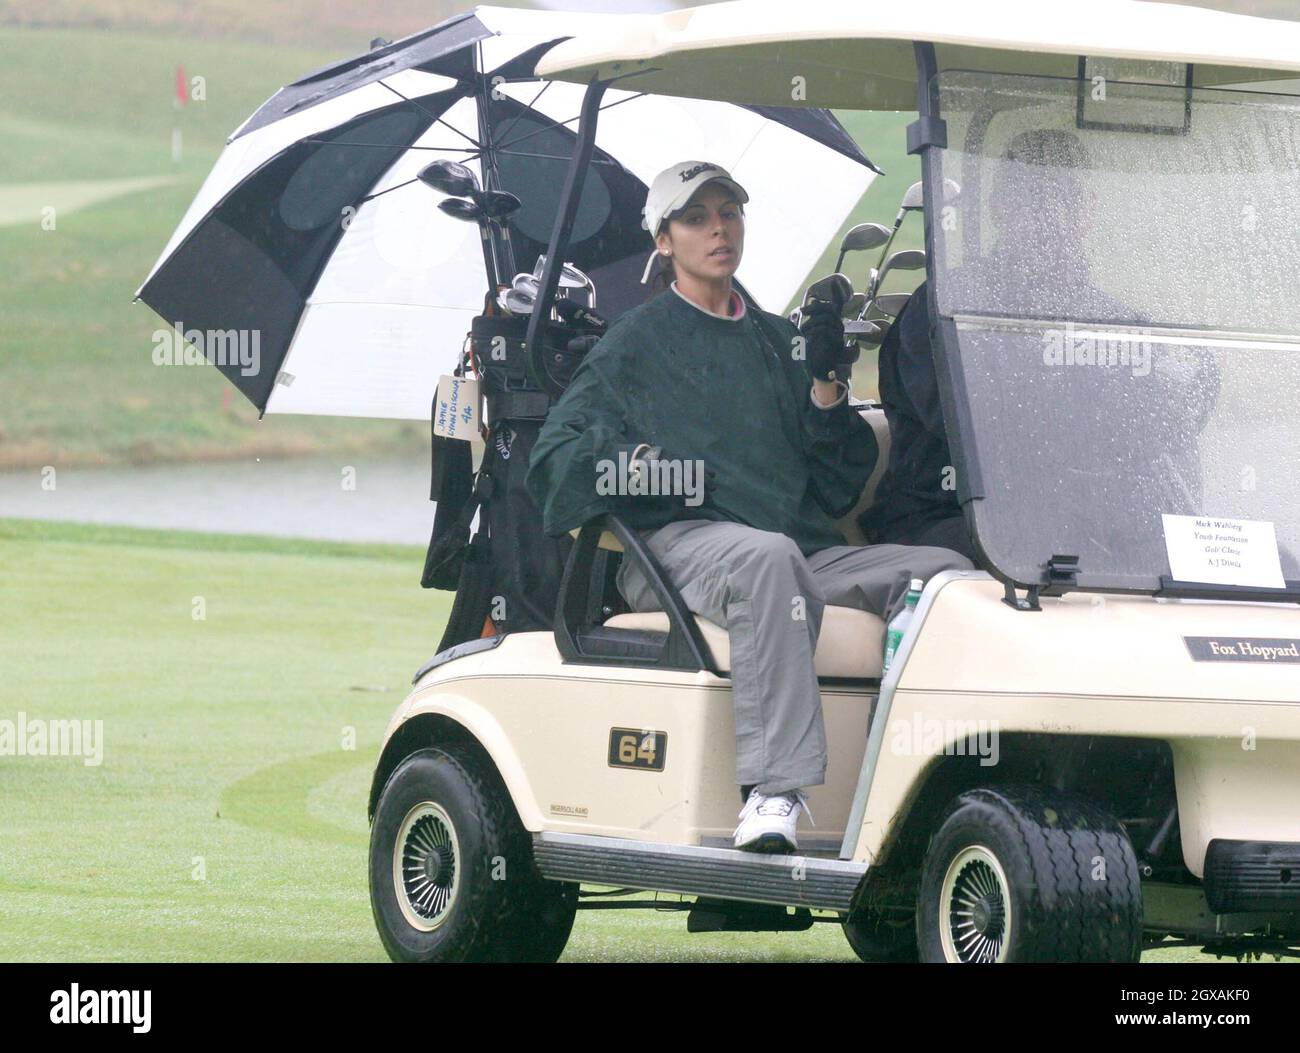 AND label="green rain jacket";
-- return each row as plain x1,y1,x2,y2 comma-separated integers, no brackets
525,287,879,557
